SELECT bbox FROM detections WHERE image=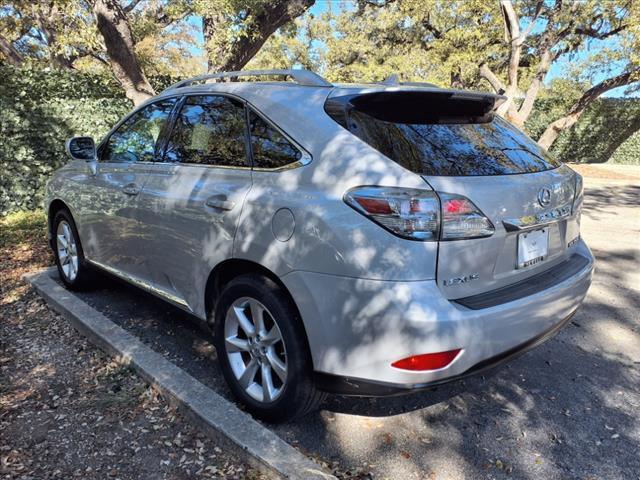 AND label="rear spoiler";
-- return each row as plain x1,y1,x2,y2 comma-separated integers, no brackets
325,88,507,126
